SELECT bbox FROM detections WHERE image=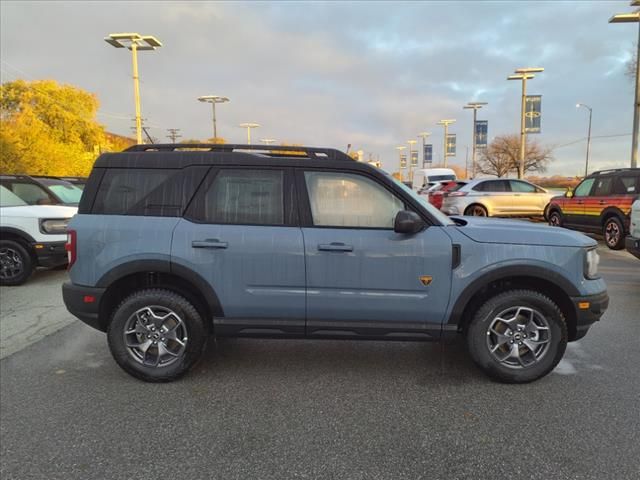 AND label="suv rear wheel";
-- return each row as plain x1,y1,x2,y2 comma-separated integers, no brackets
466,289,567,383
0,240,33,286
603,216,625,250
107,289,207,382
464,204,488,217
